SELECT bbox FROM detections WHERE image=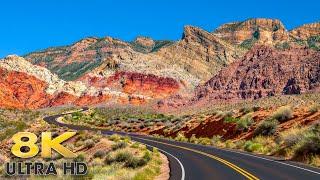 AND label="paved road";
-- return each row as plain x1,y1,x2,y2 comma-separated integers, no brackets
44,109,320,180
